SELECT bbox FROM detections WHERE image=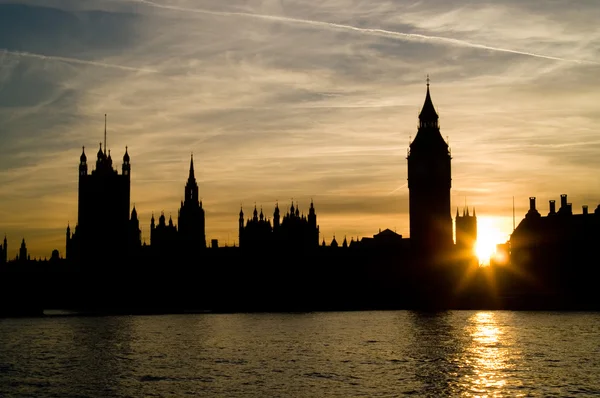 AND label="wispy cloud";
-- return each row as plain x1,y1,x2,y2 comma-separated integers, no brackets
132,0,600,65
1,0,599,257
1,49,158,73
